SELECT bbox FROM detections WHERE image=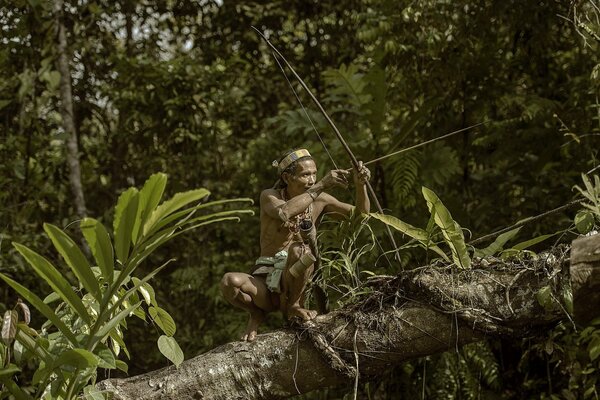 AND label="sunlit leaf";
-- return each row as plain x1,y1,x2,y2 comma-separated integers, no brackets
2,310,18,344
149,306,176,336
44,223,100,300
422,187,471,268
369,212,450,261
143,188,210,236
81,218,115,284
473,228,521,258
12,243,91,325
16,299,31,325
157,335,184,368
53,348,99,370
113,188,140,263
132,173,168,243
